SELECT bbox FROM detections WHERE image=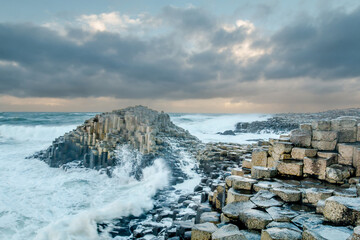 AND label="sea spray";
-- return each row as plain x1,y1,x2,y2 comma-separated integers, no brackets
35,158,170,240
